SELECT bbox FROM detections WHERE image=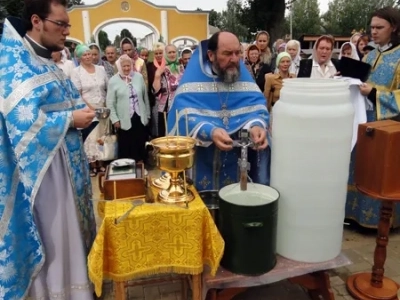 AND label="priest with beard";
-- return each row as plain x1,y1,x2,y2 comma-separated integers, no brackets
167,31,270,191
